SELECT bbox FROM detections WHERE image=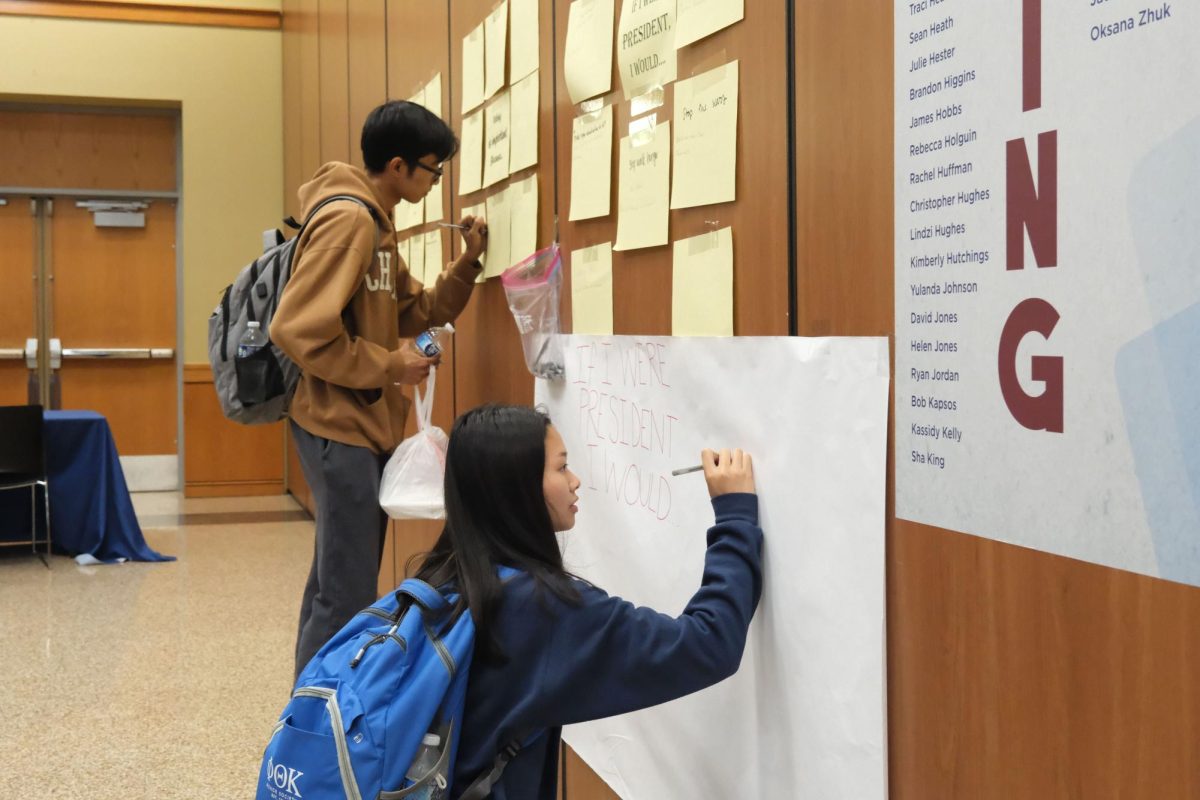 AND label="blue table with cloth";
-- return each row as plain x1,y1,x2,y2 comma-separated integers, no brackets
0,410,173,562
